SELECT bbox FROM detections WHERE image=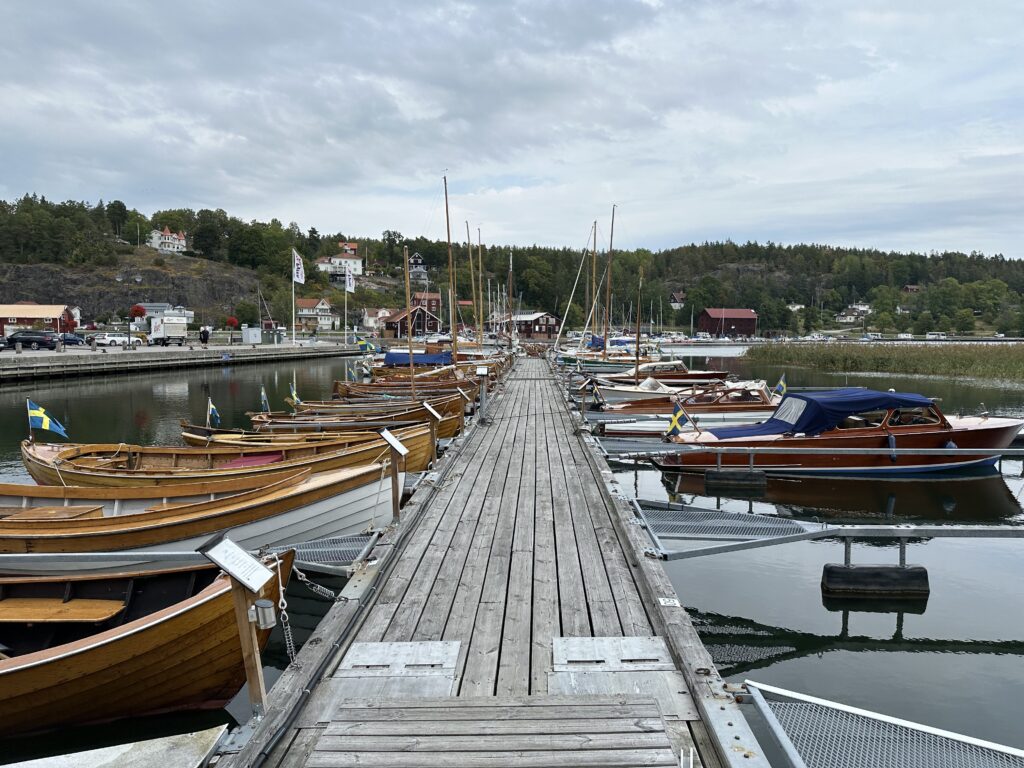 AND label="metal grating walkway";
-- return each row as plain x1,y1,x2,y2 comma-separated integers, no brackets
639,505,812,540
748,681,1024,768
269,534,375,565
